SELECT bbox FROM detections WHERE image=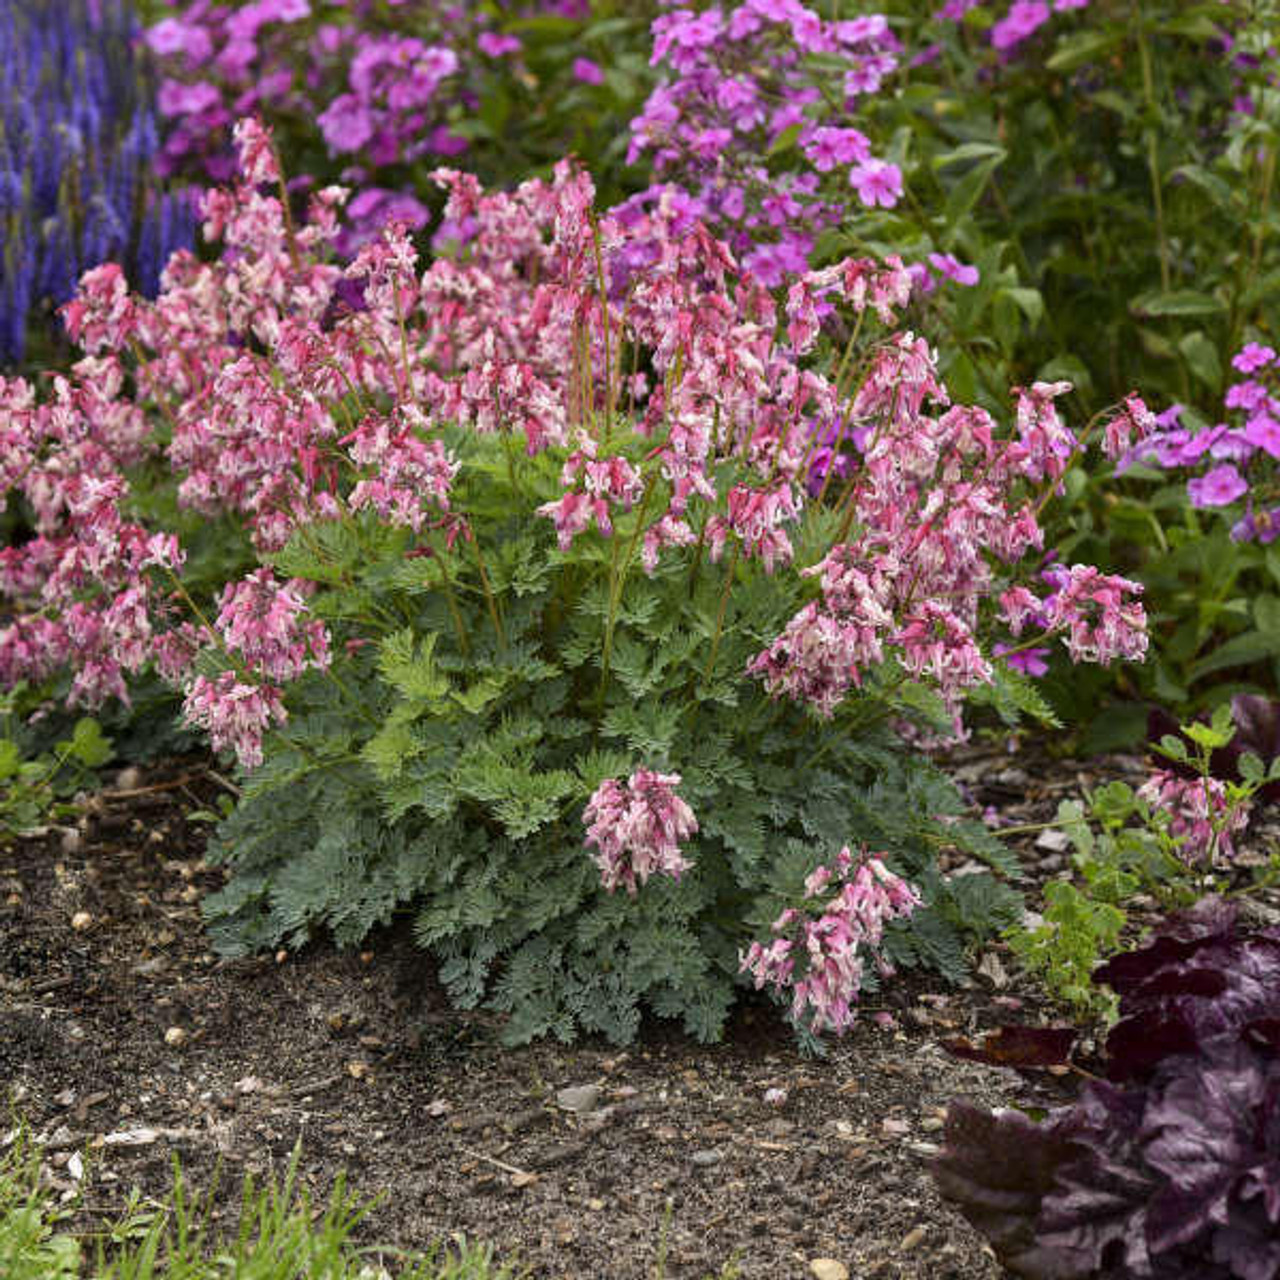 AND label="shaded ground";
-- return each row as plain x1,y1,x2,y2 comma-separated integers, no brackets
4,746,1271,1279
